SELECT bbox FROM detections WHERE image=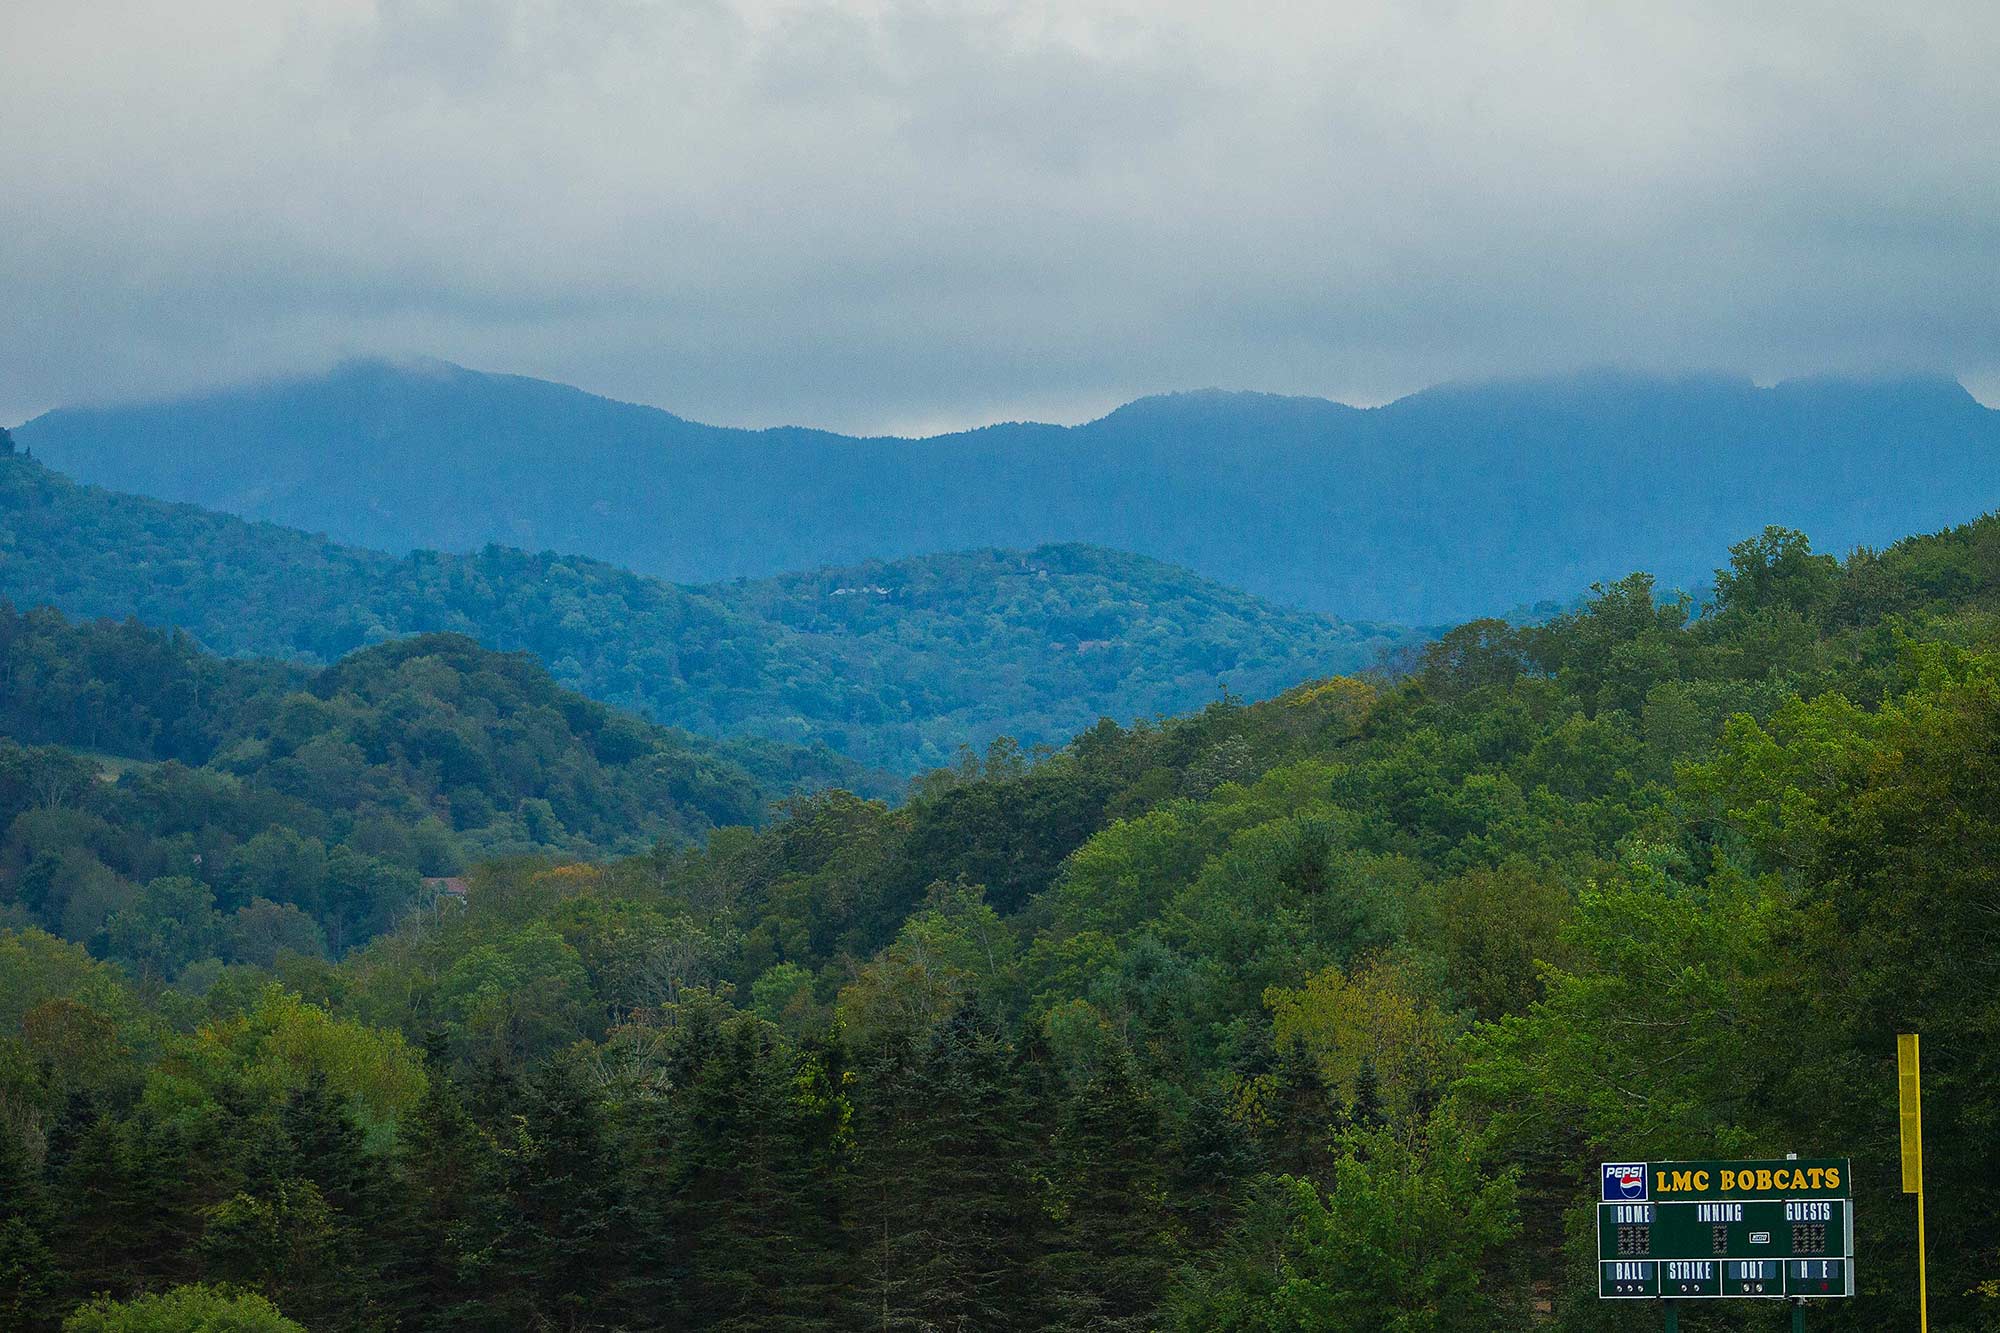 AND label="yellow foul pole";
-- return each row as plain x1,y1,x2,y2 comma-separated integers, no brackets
1897,1033,1927,1333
